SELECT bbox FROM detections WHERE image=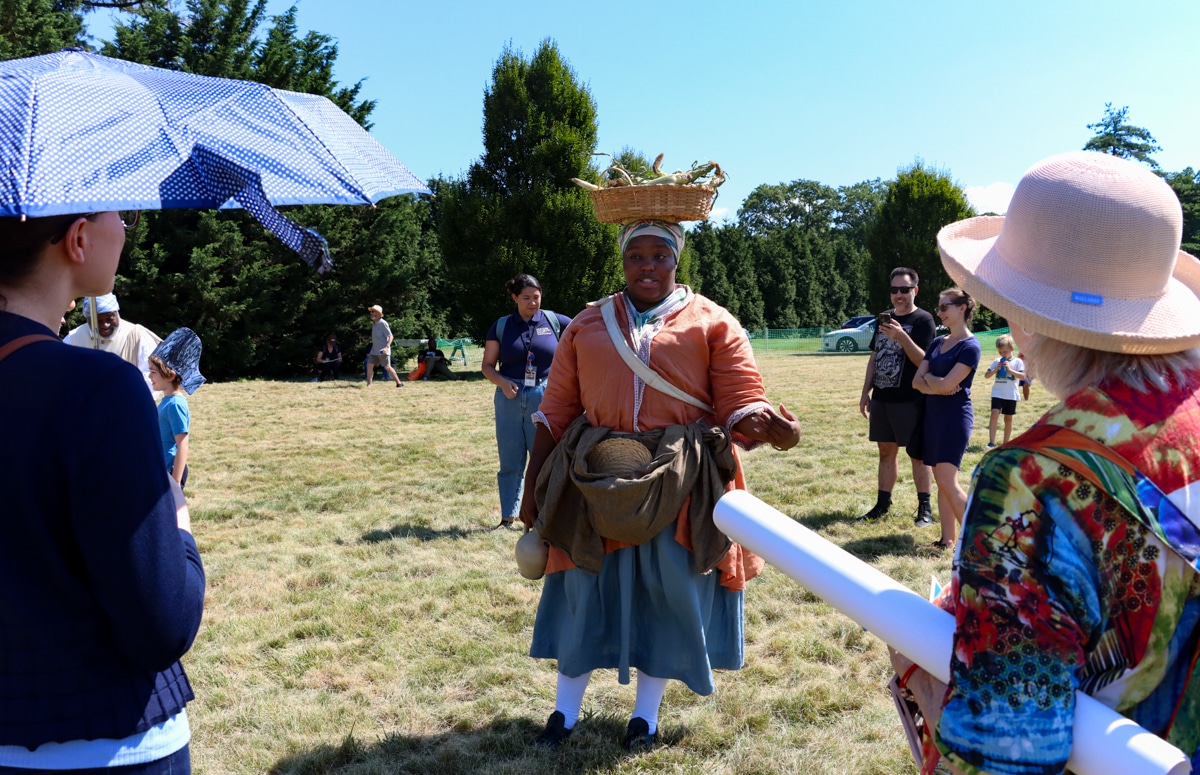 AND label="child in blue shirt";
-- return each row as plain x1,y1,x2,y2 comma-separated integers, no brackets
148,329,206,488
